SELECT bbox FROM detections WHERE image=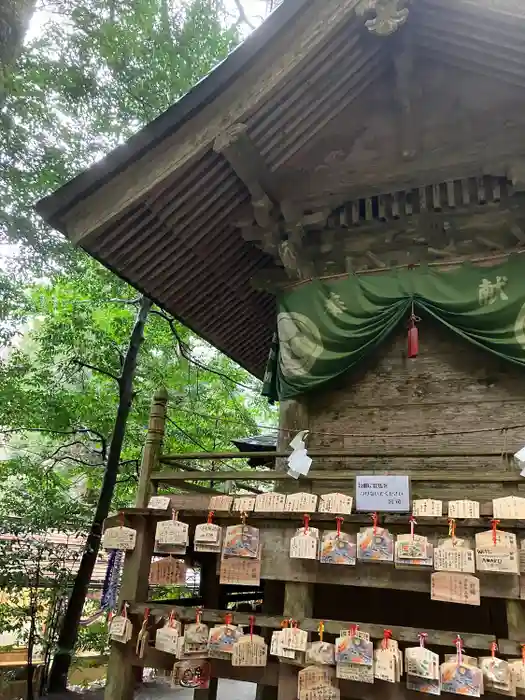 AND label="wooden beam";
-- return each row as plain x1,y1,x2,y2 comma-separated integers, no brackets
129,604,524,656
393,30,416,160
152,468,522,483
106,505,525,528
61,0,365,243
